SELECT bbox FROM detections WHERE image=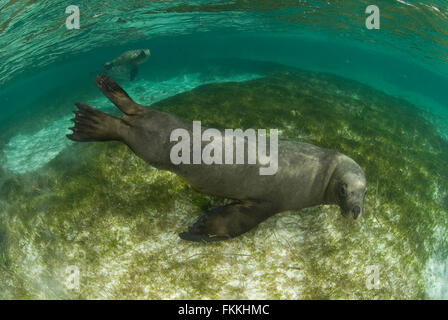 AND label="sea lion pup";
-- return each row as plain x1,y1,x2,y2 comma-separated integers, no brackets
103,49,150,81
67,75,367,242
